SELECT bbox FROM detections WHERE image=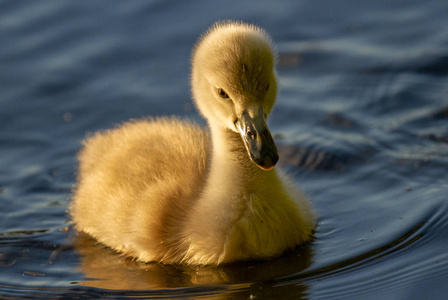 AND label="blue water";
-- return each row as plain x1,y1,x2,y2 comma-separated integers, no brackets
1,1,448,299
